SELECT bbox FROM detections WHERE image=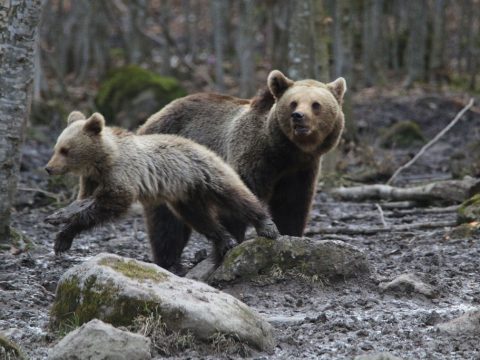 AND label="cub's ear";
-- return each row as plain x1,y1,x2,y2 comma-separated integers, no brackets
327,77,347,104
84,112,105,135
268,70,294,100
67,111,86,125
